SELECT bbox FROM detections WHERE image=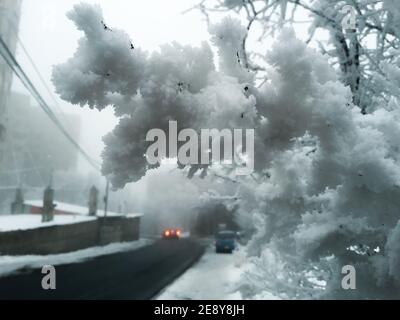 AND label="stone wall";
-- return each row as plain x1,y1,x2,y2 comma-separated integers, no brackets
0,216,141,255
